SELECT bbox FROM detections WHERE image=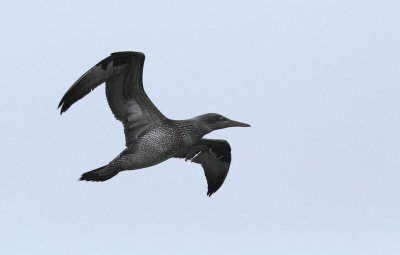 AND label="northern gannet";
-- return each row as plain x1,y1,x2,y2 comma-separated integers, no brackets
59,52,250,196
